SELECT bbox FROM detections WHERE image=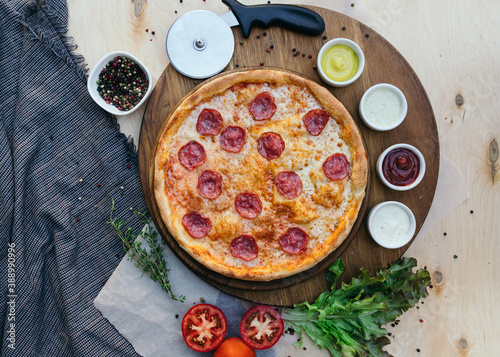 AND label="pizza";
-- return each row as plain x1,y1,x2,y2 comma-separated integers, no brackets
153,69,367,281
